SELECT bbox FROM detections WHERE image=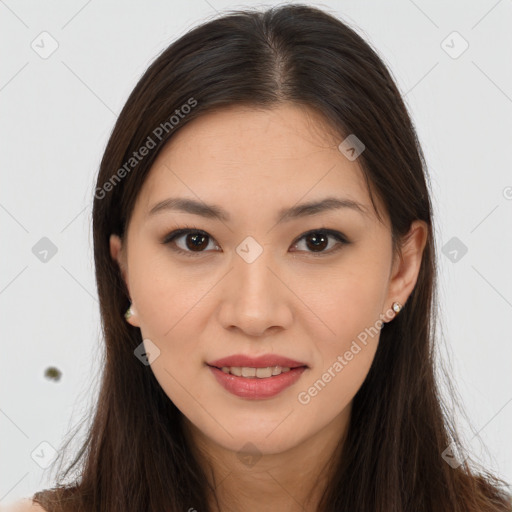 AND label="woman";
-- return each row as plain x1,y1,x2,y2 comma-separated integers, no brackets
13,4,511,511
